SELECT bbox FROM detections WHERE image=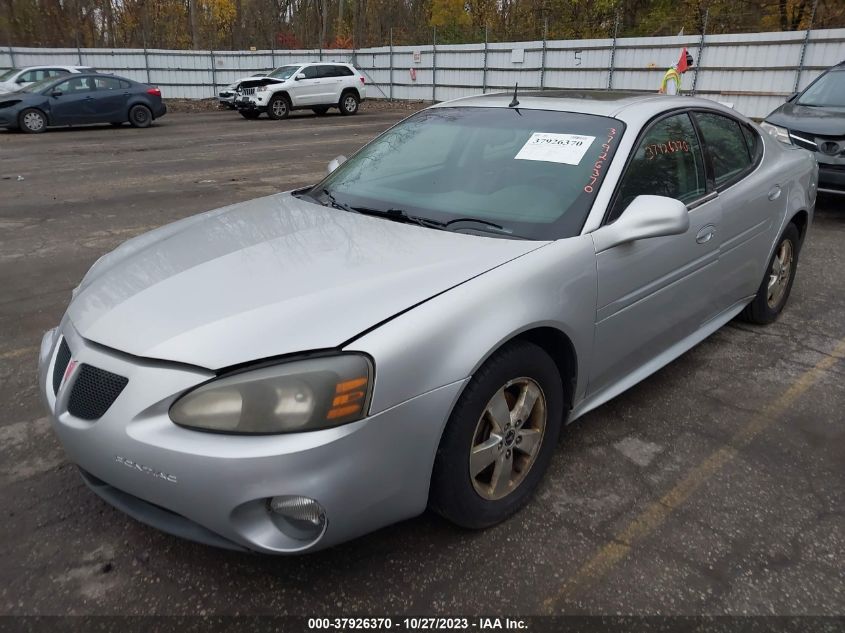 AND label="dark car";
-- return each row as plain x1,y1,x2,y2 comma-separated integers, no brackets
762,60,845,194
0,73,166,133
